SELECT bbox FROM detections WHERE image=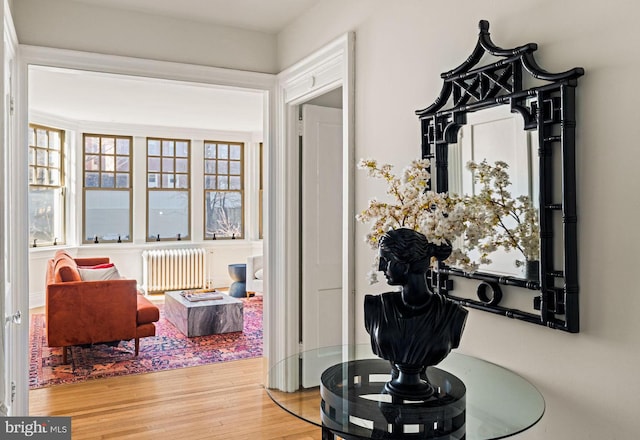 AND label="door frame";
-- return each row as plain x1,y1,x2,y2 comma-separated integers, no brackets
13,45,276,414
10,31,355,409
269,33,355,381
2,0,20,416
